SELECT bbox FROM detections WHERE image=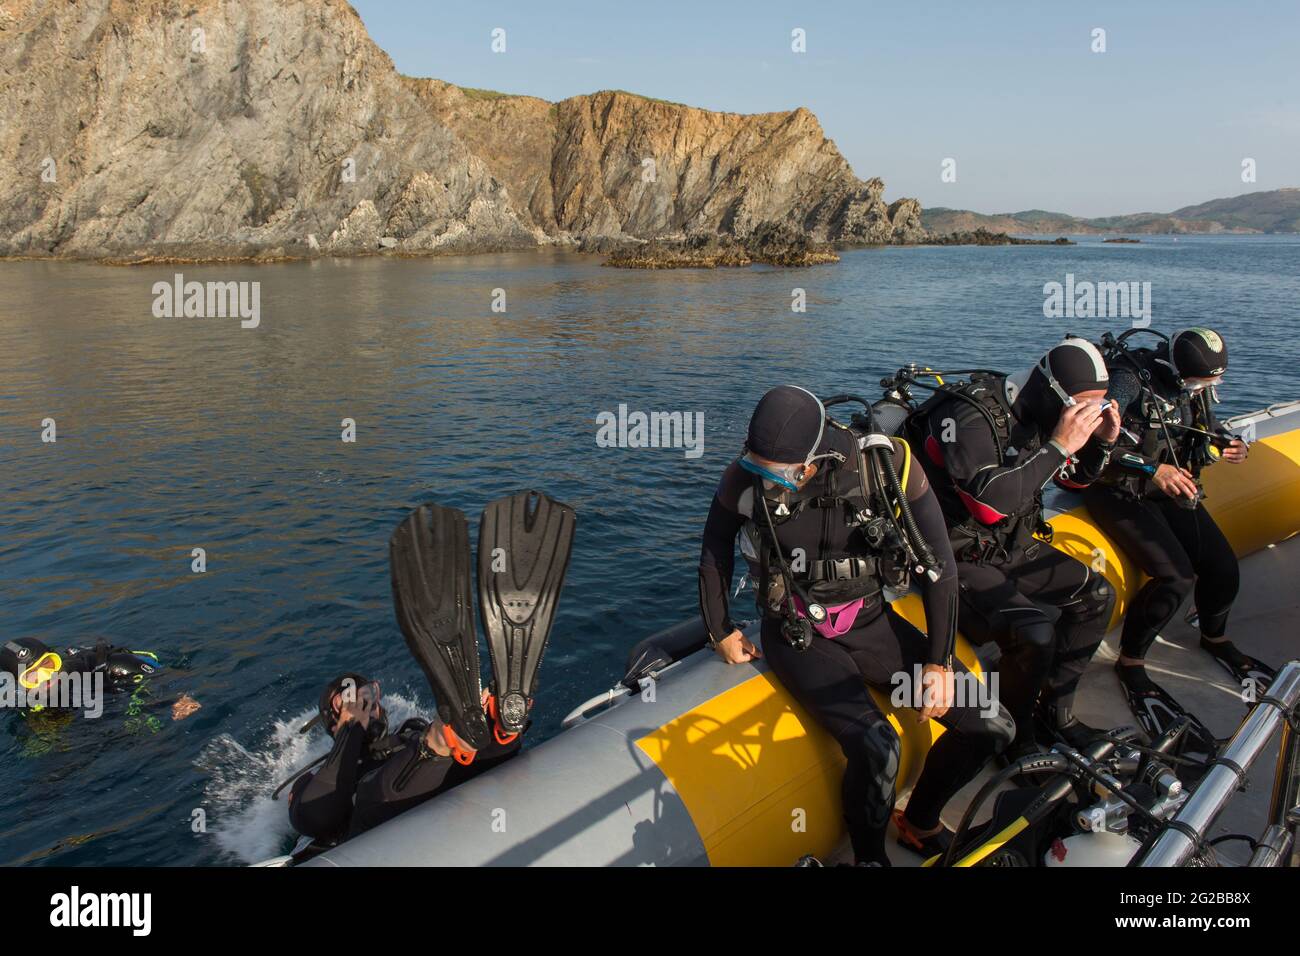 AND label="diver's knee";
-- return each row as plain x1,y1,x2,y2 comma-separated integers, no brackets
840,721,901,792
1071,573,1115,622
985,706,1016,754
1006,611,1056,655
1157,569,1194,603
